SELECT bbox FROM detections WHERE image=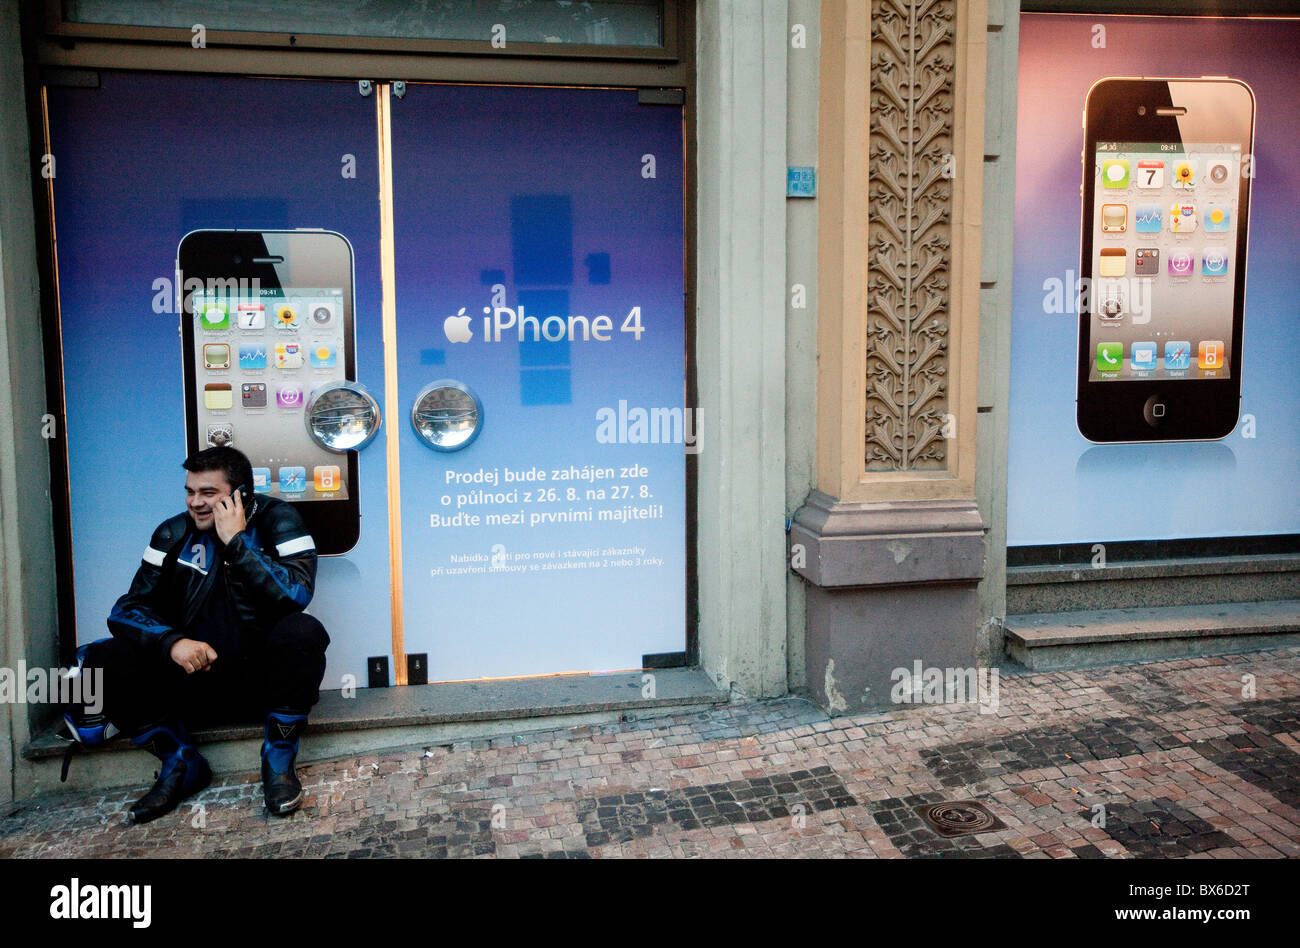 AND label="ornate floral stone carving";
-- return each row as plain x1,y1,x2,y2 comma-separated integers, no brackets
866,0,955,470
